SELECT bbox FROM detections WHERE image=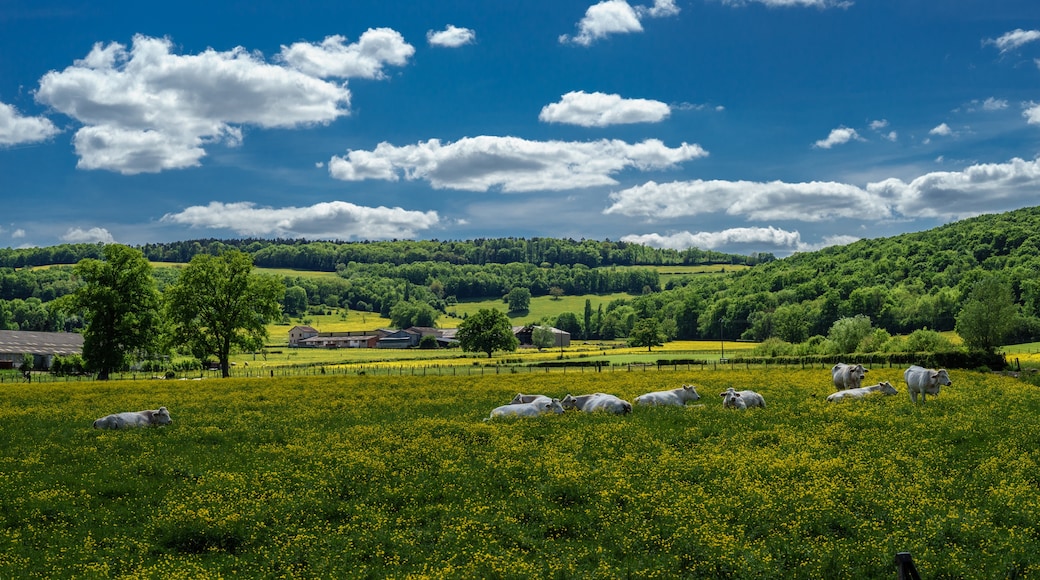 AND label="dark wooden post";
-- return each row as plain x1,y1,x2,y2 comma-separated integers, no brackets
894,552,921,580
